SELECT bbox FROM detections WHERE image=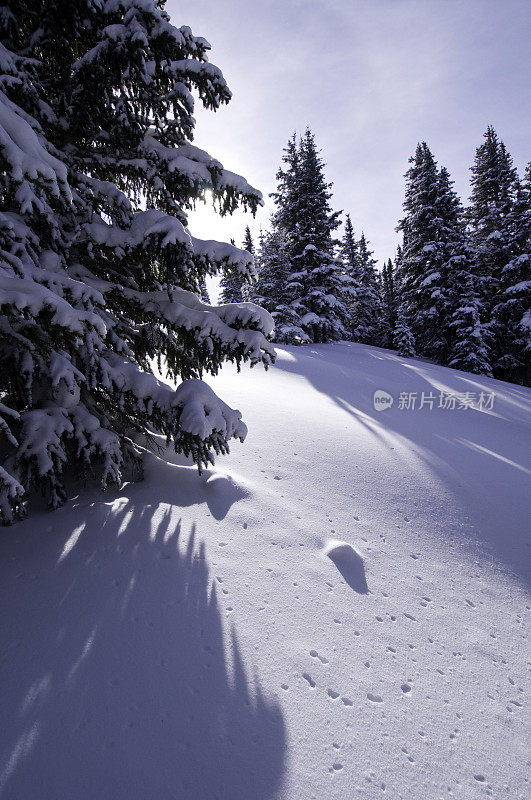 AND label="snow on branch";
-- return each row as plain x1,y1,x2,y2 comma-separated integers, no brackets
141,135,262,208
191,236,256,277
84,207,191,251
121,287,275,365
175,378,246,441
0,466,24,525
0,91,71,204
83,208,260,278
0,275,106,335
